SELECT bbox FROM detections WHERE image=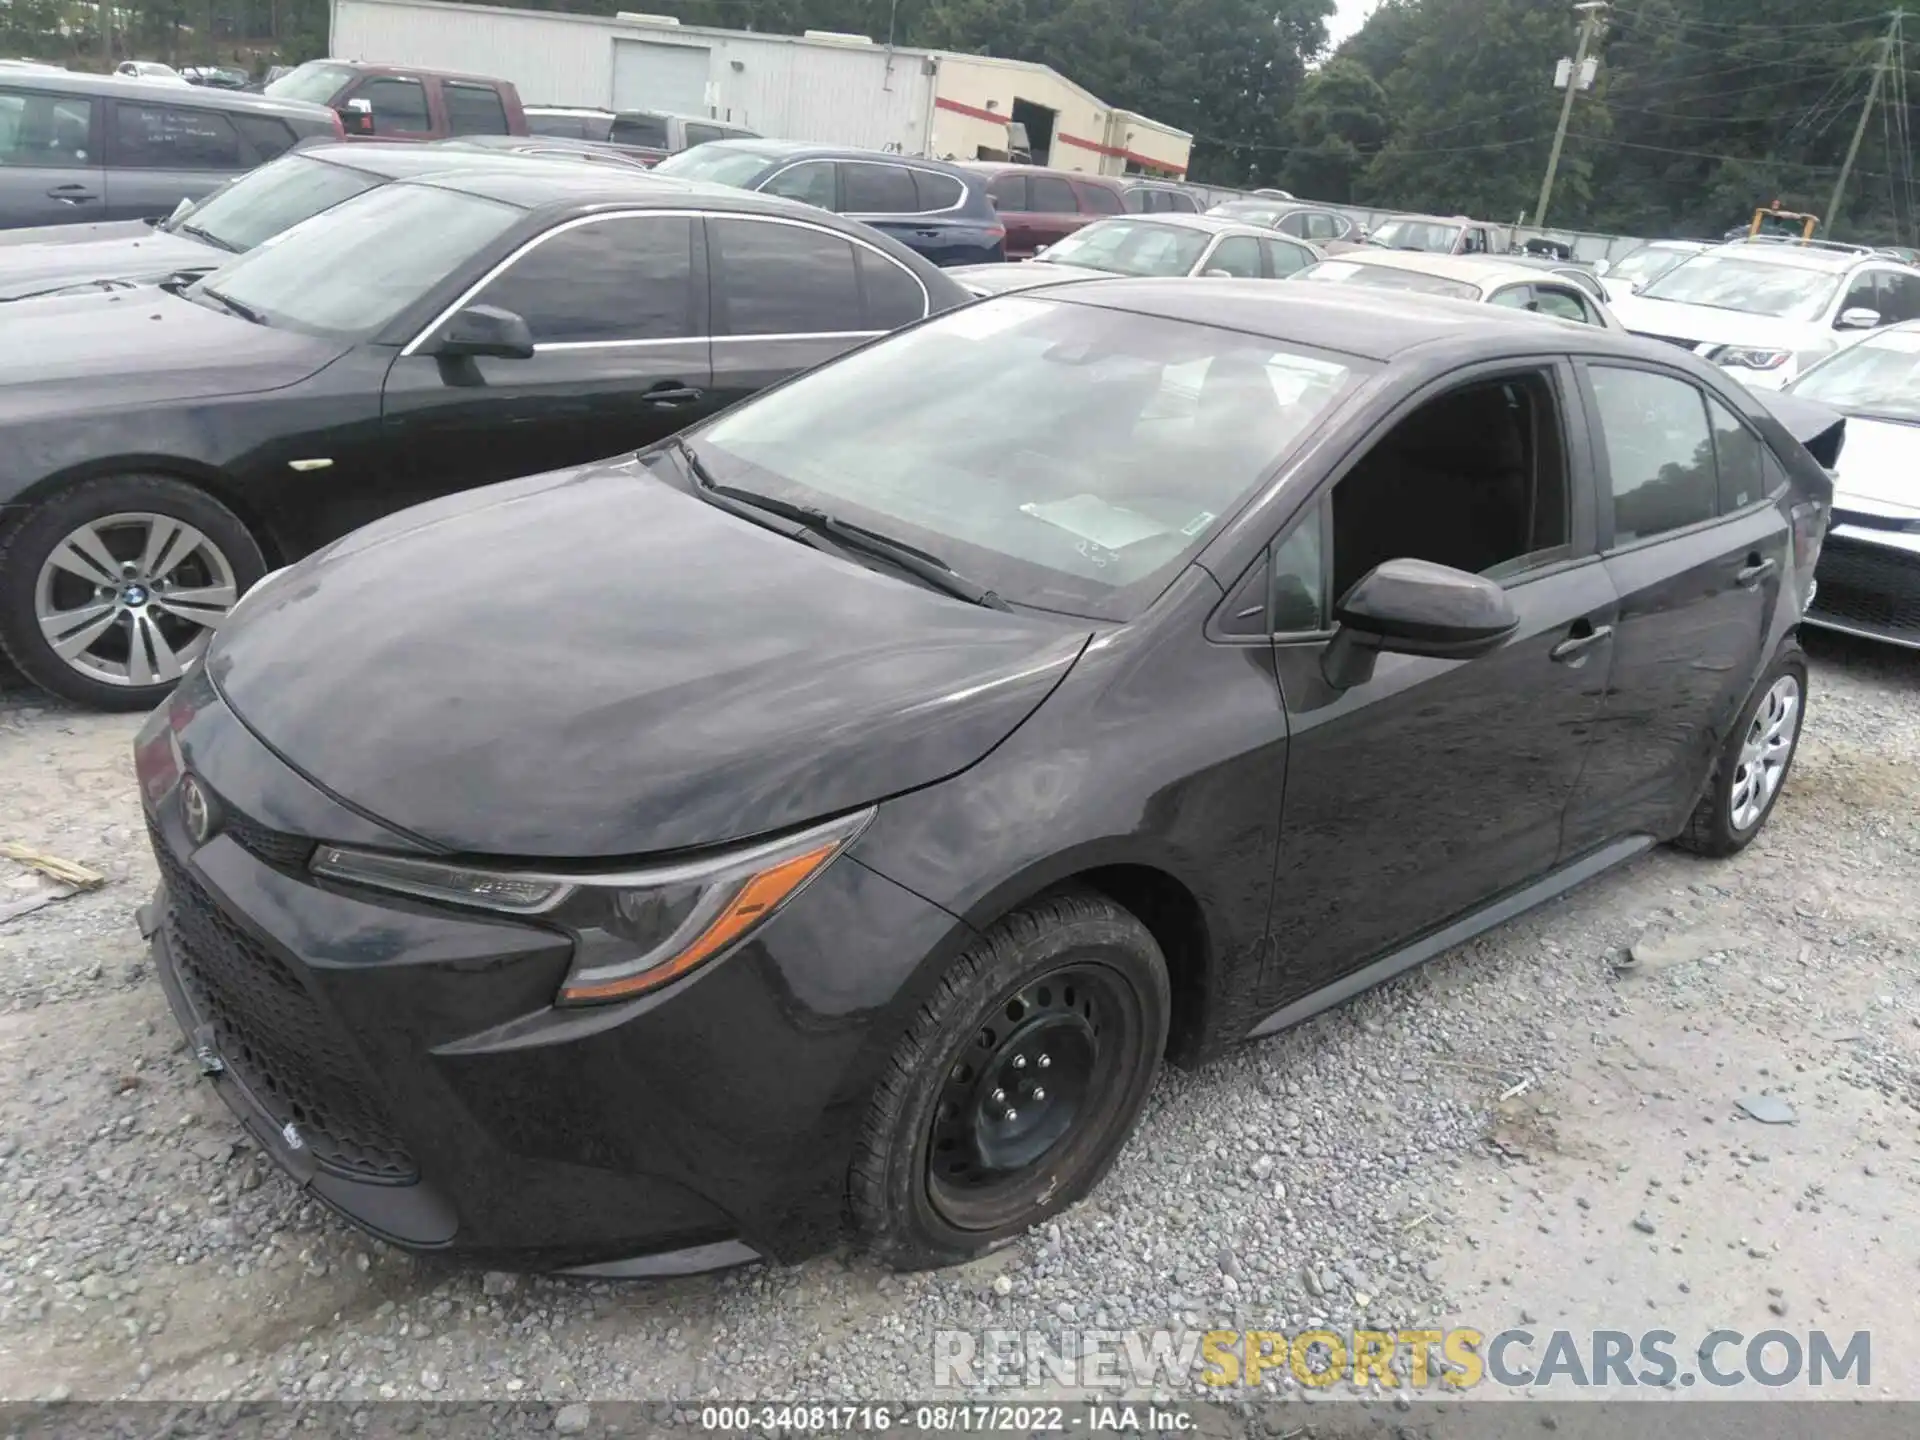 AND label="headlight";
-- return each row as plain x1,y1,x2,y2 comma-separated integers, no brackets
310,808,873,1005
1710,346,1791,371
